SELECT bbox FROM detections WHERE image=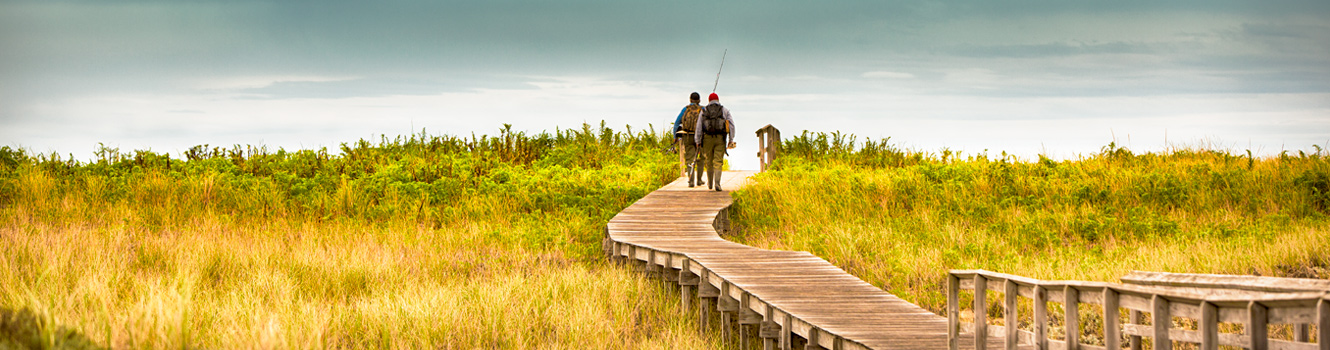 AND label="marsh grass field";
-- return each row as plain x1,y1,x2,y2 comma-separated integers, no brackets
2,125,1328,348
730,132,1330,345
0,123,720,348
